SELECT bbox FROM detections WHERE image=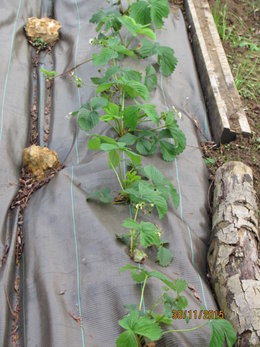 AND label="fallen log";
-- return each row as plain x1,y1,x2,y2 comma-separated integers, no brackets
207,161,260,346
